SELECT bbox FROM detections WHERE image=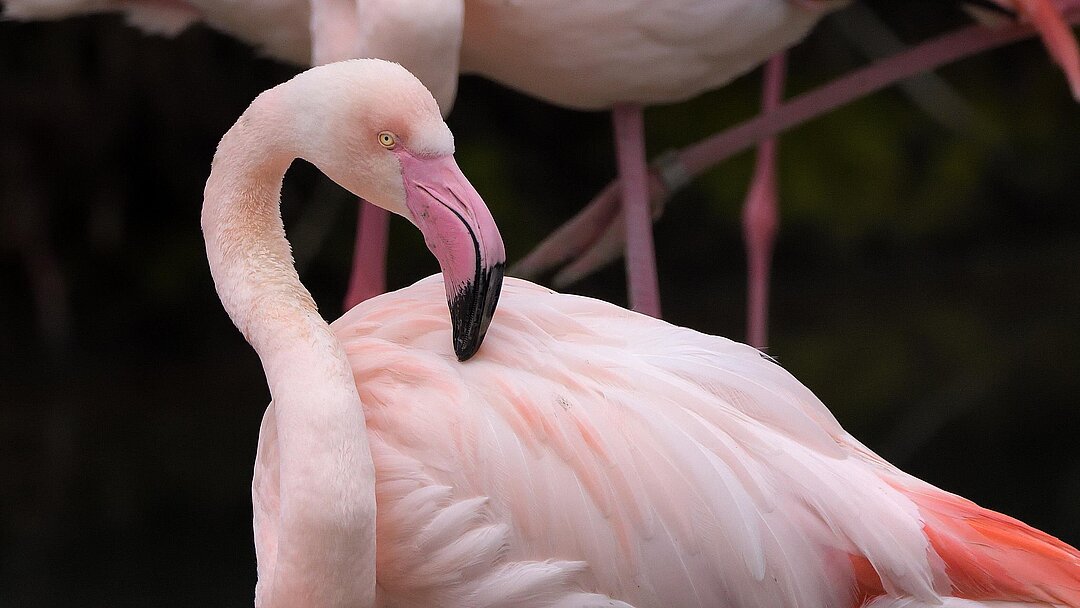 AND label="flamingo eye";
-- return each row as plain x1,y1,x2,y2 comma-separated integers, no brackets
378,131,397,149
